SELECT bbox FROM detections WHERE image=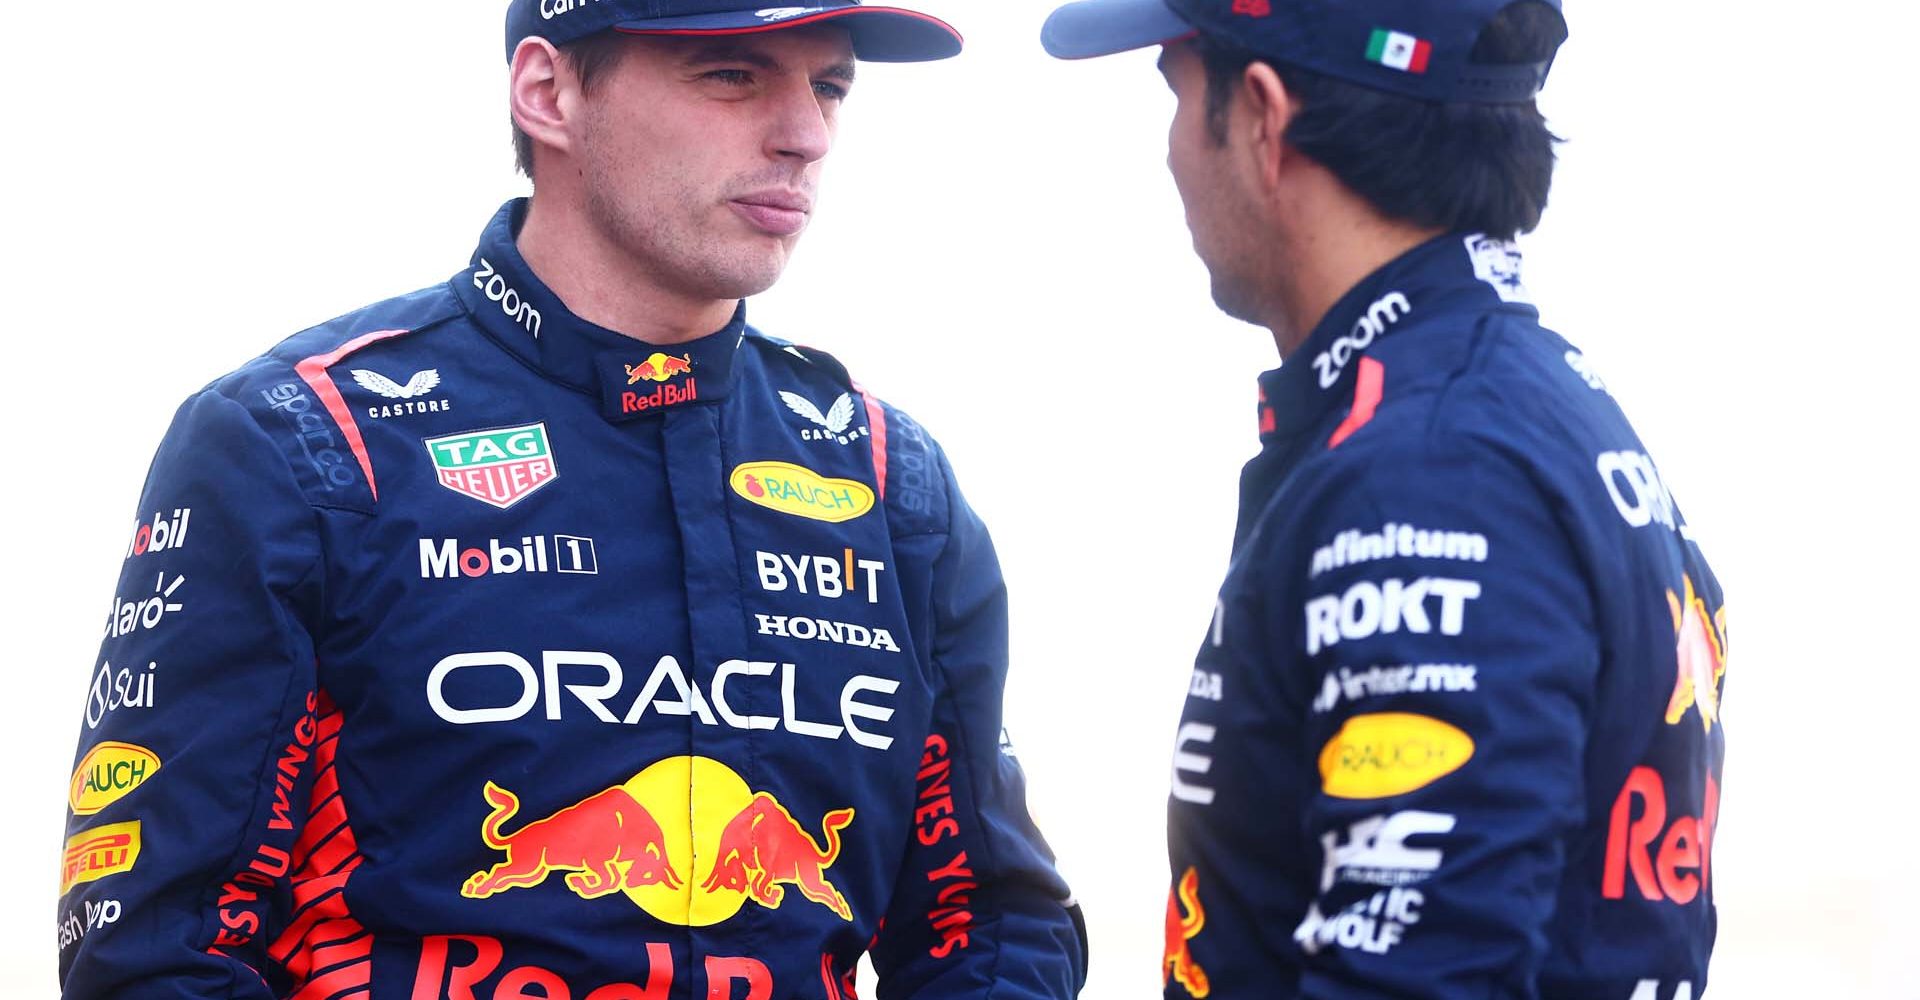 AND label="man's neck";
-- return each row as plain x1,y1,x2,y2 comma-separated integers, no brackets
1267,193,1442,360
516,194,739,346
